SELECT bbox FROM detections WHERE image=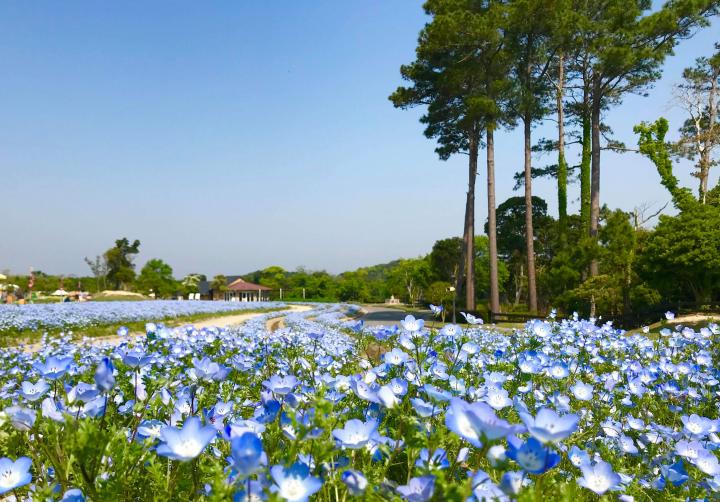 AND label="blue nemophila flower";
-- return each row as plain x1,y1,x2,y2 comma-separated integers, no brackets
67,382,99,404
33,356,72,380
570,381,594,401
59,488,85,502
506,436,560,474
116,326,129,337
499,471,524,497
19,379,50,402
377,384,400,408
4,406,36,431
446,398,523,447
341,469,368,495
156,416,216,461
694,449,720,476
661,461,688,487
400,315,424,333
262,375,299,395
270,462,322,502
461,312,483,325
471,470,507,501
230,432,264,477
429,304,443,316
410,398,441,418
439,323,462,340
384,348,409,366
42,397,65,423
192,357,222,381
577,460,621,495
397,475,435,502
519,407,578,443
136,419,166,442
332,418,378,449
568,445,591,467
0,456,32,495
682,413,713,438
415,448,449,470
94,357,115,392
121,349,152,368
665,311,675,320
485,387,513,410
